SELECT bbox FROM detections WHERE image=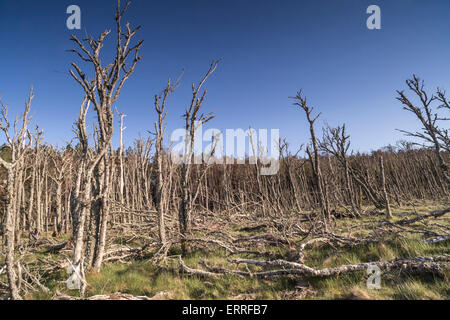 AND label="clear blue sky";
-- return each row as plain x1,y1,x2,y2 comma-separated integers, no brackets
1,0,449,152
